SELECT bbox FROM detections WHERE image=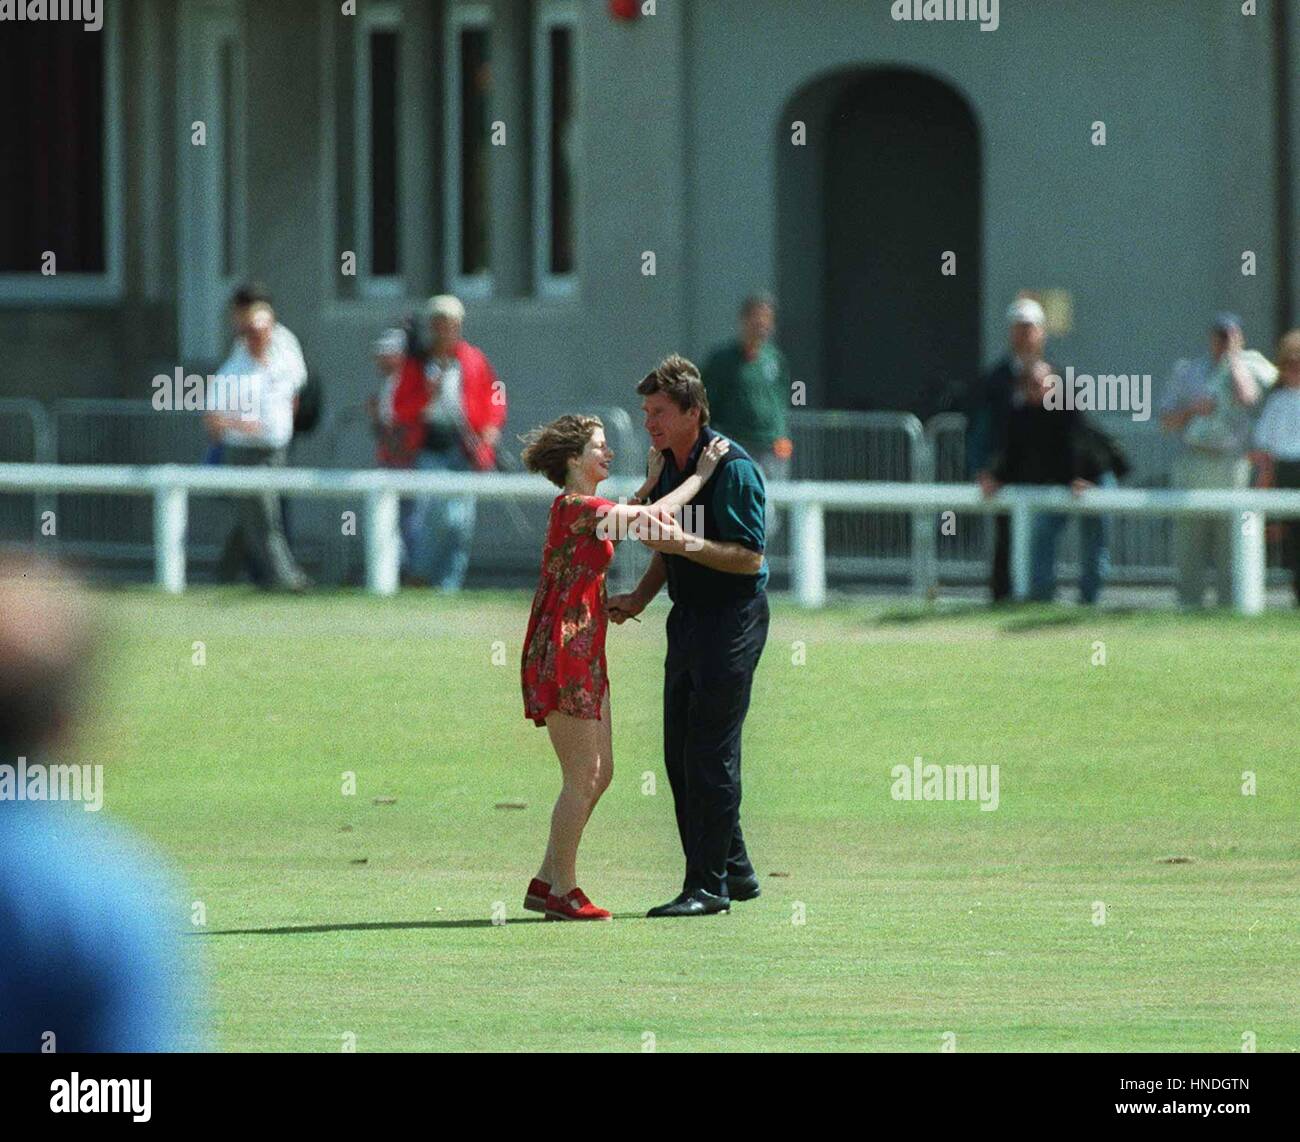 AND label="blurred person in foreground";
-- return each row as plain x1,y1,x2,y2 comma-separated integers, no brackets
366,327,420,573
700,294,794,534
0,558,198,1052
967,297,1051,602
205,300,311,591
391,295,508,592
1160,313,1278,607
979,363,1125,604
1249,330,1300,604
